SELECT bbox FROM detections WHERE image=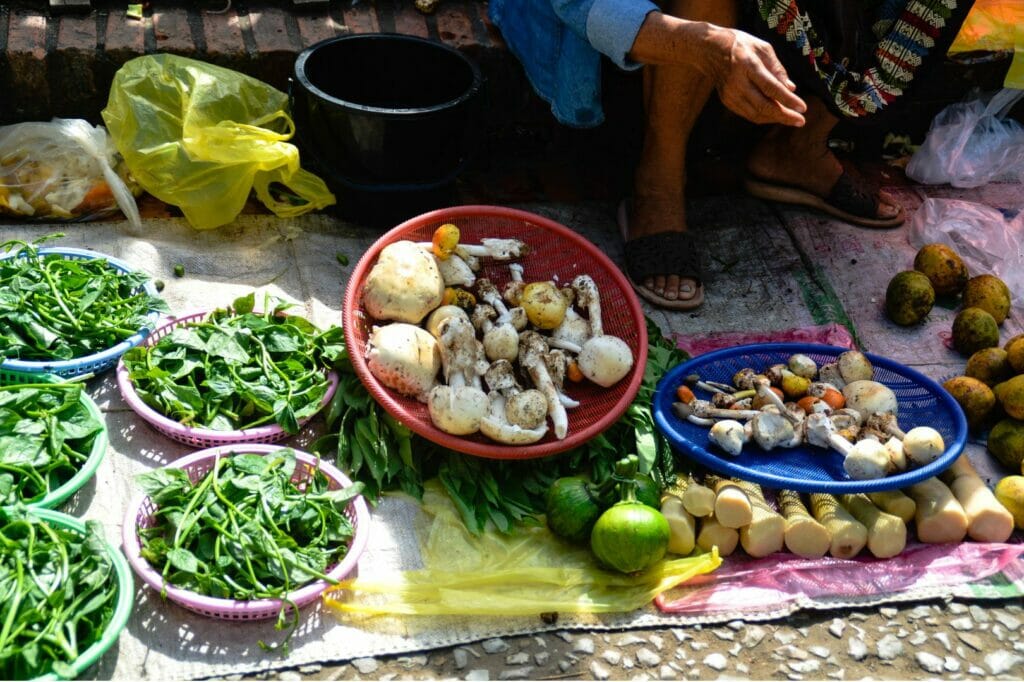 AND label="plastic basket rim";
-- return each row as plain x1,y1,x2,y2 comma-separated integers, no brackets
652,342,970,493
0,370,109,511
0,246,162,374
121,444,371,616
24,507,135,681
342,204,649,460
116,310,340,444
